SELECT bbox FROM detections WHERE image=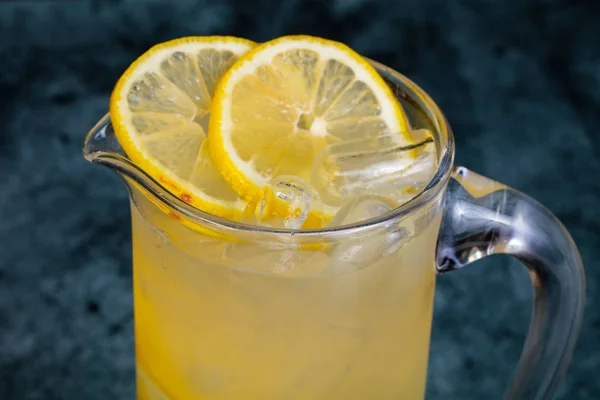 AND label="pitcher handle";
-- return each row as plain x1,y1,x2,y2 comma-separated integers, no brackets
436,166,585,399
